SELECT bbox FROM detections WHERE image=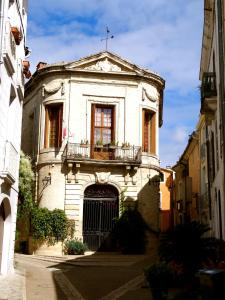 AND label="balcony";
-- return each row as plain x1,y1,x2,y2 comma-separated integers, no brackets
0,141,19,184
201,72,217,115
2,22,16,75
62,143,142,166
